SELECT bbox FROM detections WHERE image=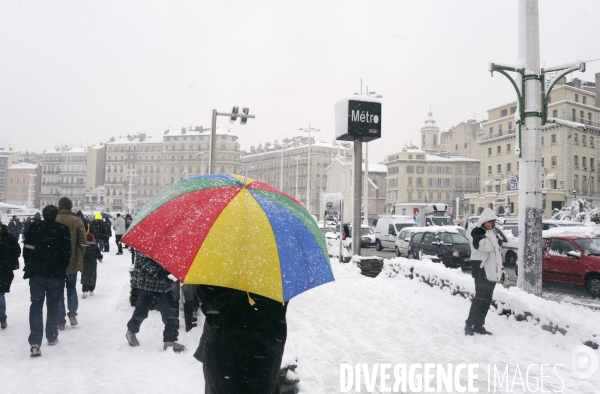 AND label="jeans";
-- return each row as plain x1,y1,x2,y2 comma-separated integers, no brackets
115,234,123,254
58,273,79,326
127,289,179,342
0,292,6,323
96,239,105,254
28,276,63,346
